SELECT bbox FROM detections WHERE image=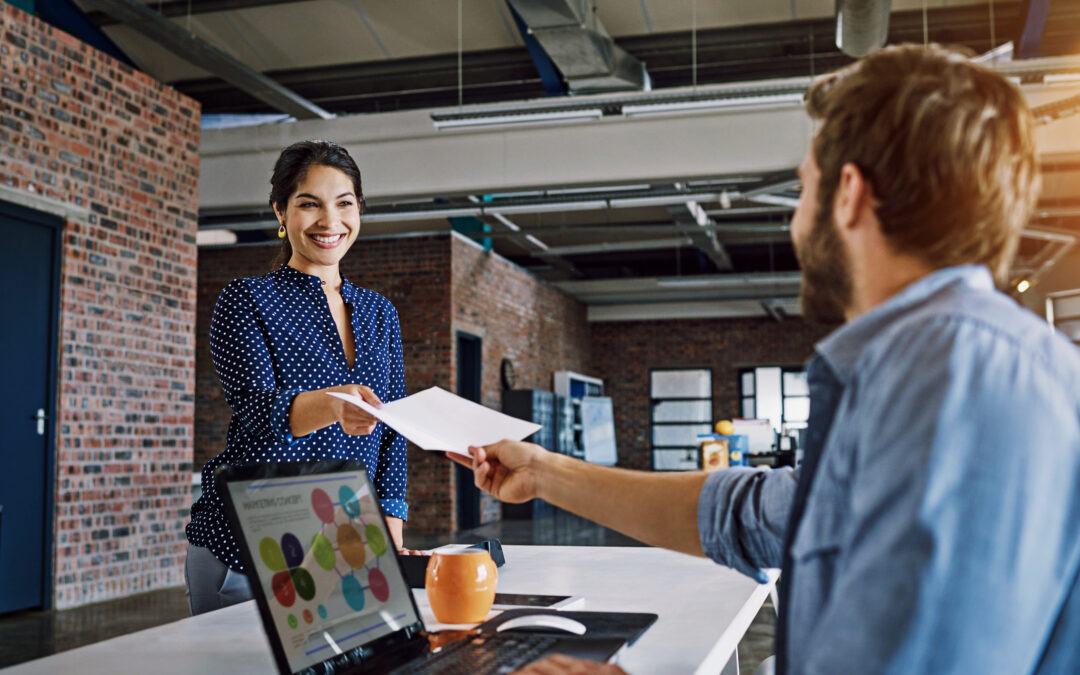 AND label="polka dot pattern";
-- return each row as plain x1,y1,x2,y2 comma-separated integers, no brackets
186,264,408,571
